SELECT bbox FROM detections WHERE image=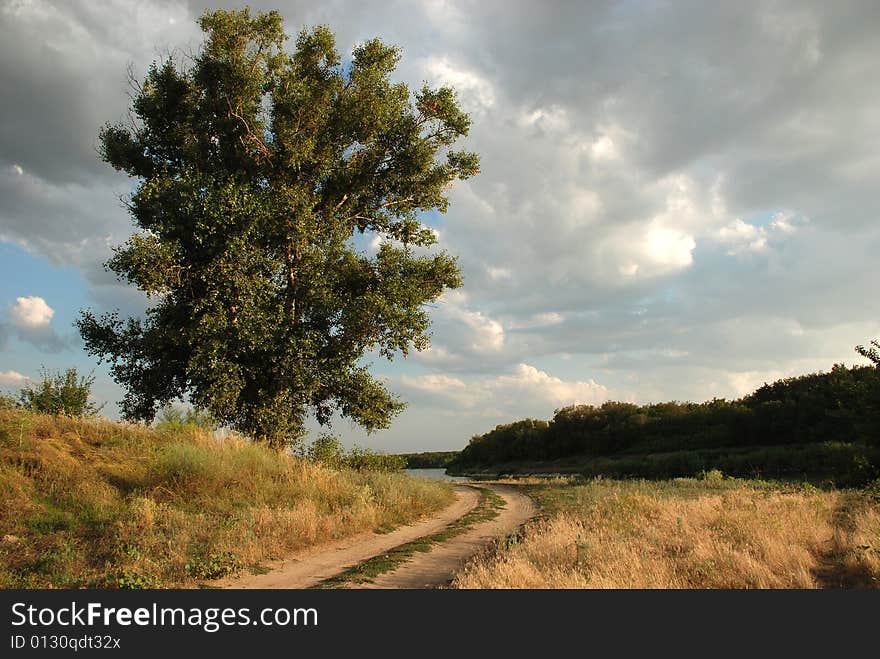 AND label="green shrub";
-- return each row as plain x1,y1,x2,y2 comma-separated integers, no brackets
116,571,163,589
19,367,103,417
155,403,219,433
344,447,406,473
304,436,405,472
185,552,241,580
307,434,346,468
